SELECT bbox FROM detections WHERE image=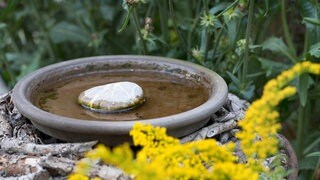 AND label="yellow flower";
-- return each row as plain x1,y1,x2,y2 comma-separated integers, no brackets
212,162,259,180
69,61,320,180
86,144,109,161
68,173,89,180
237,61,320,171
